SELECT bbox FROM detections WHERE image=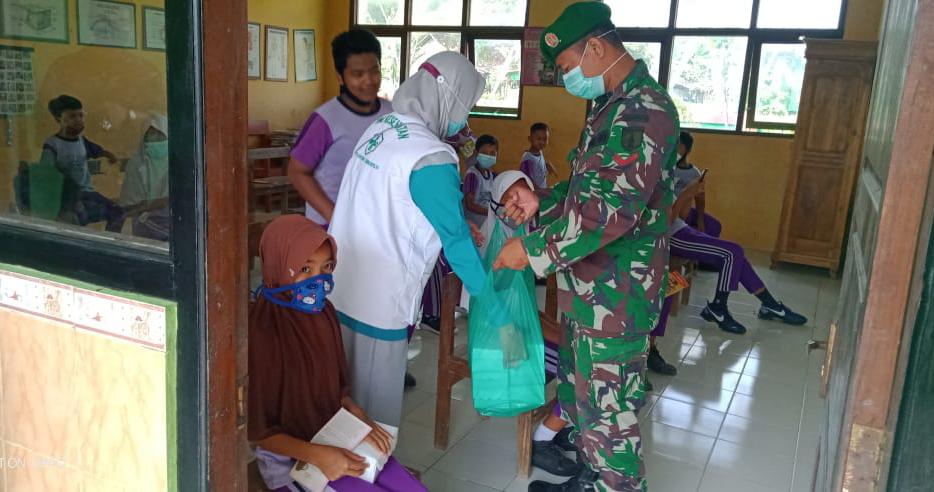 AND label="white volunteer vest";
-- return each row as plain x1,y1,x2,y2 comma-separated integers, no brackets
329,113,457,333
